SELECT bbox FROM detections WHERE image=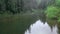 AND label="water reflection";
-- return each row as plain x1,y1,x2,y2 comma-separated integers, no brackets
0,15,38,34
0,14,59,34
25,20,58,34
